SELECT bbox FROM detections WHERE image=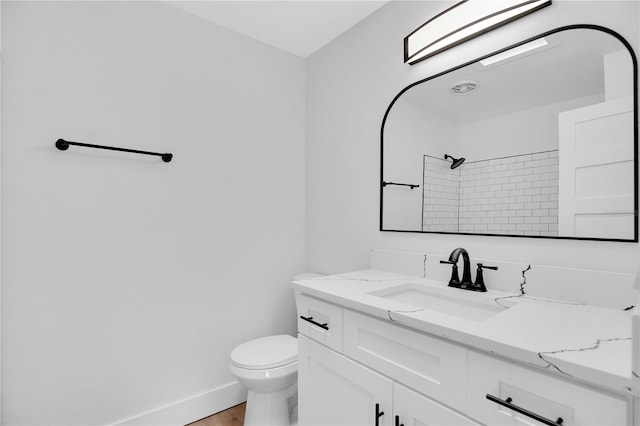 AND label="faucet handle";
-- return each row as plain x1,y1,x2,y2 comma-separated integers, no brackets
477,263,498,271
440,259,460,286
472,263,498,292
